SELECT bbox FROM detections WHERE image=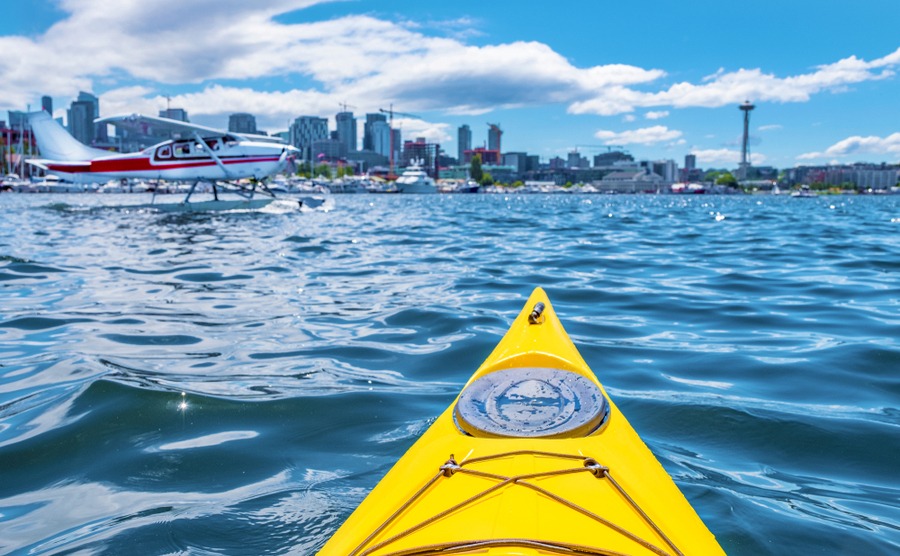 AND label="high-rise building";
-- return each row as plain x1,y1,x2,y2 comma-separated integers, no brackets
685,153,696,171
390,128,402,167
290,116,329,161
159,108,189,122
41,96,52,115
229,113,257,134
371,120,391,157
457,124,472,163
68,91,107,144
593,151,634,166
336,111,357,153
487,123,502,152
567,151,588,169
68,99,95,145
7,111,27,129
363,113,387,151
650,159,678,182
